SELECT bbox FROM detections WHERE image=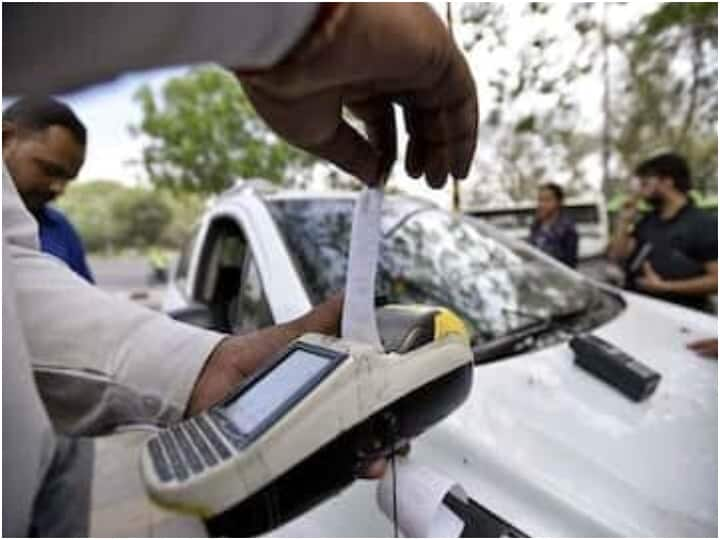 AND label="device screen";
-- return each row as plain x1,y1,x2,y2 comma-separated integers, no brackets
223,349,332,435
